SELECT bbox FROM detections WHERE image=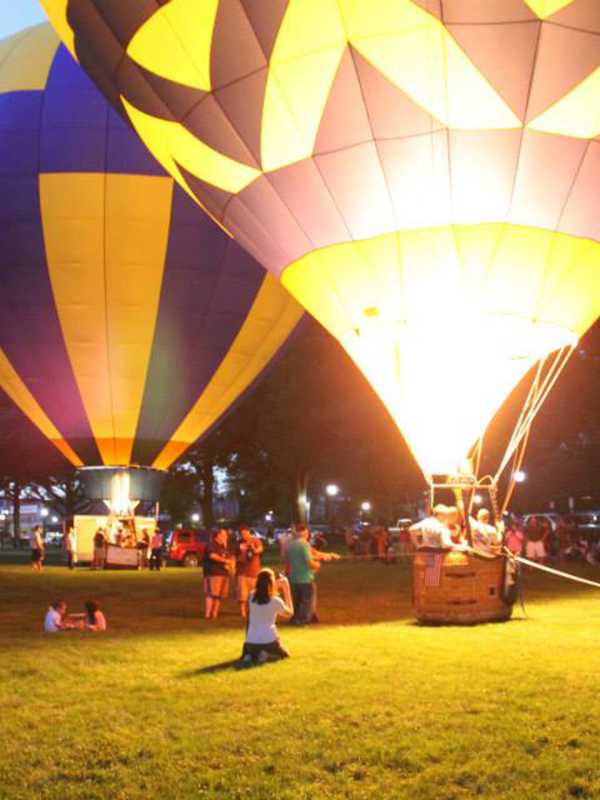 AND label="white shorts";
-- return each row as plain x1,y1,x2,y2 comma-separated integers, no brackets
526,540,545,560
